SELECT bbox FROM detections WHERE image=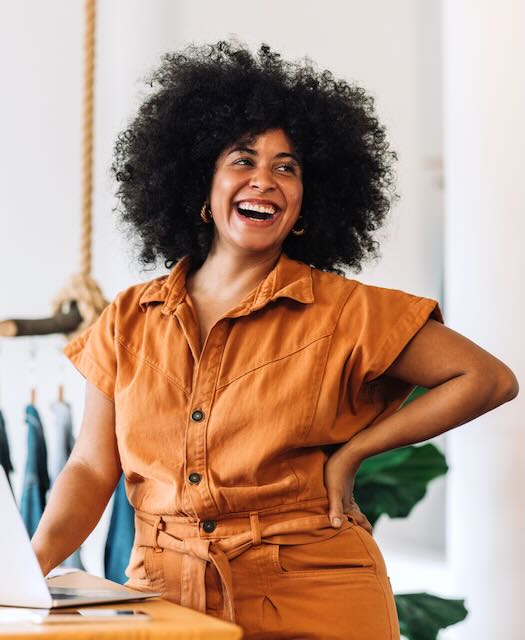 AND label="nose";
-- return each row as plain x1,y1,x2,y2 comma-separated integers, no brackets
249,165,276,192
